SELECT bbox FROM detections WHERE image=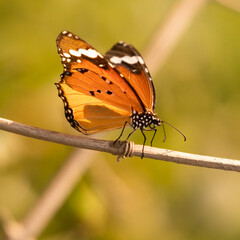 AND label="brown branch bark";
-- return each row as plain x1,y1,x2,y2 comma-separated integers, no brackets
1,117,240,172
